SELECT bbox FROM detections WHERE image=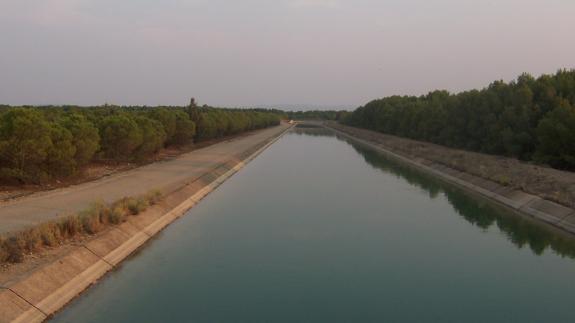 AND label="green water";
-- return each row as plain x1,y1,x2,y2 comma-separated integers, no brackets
52,128,575,323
